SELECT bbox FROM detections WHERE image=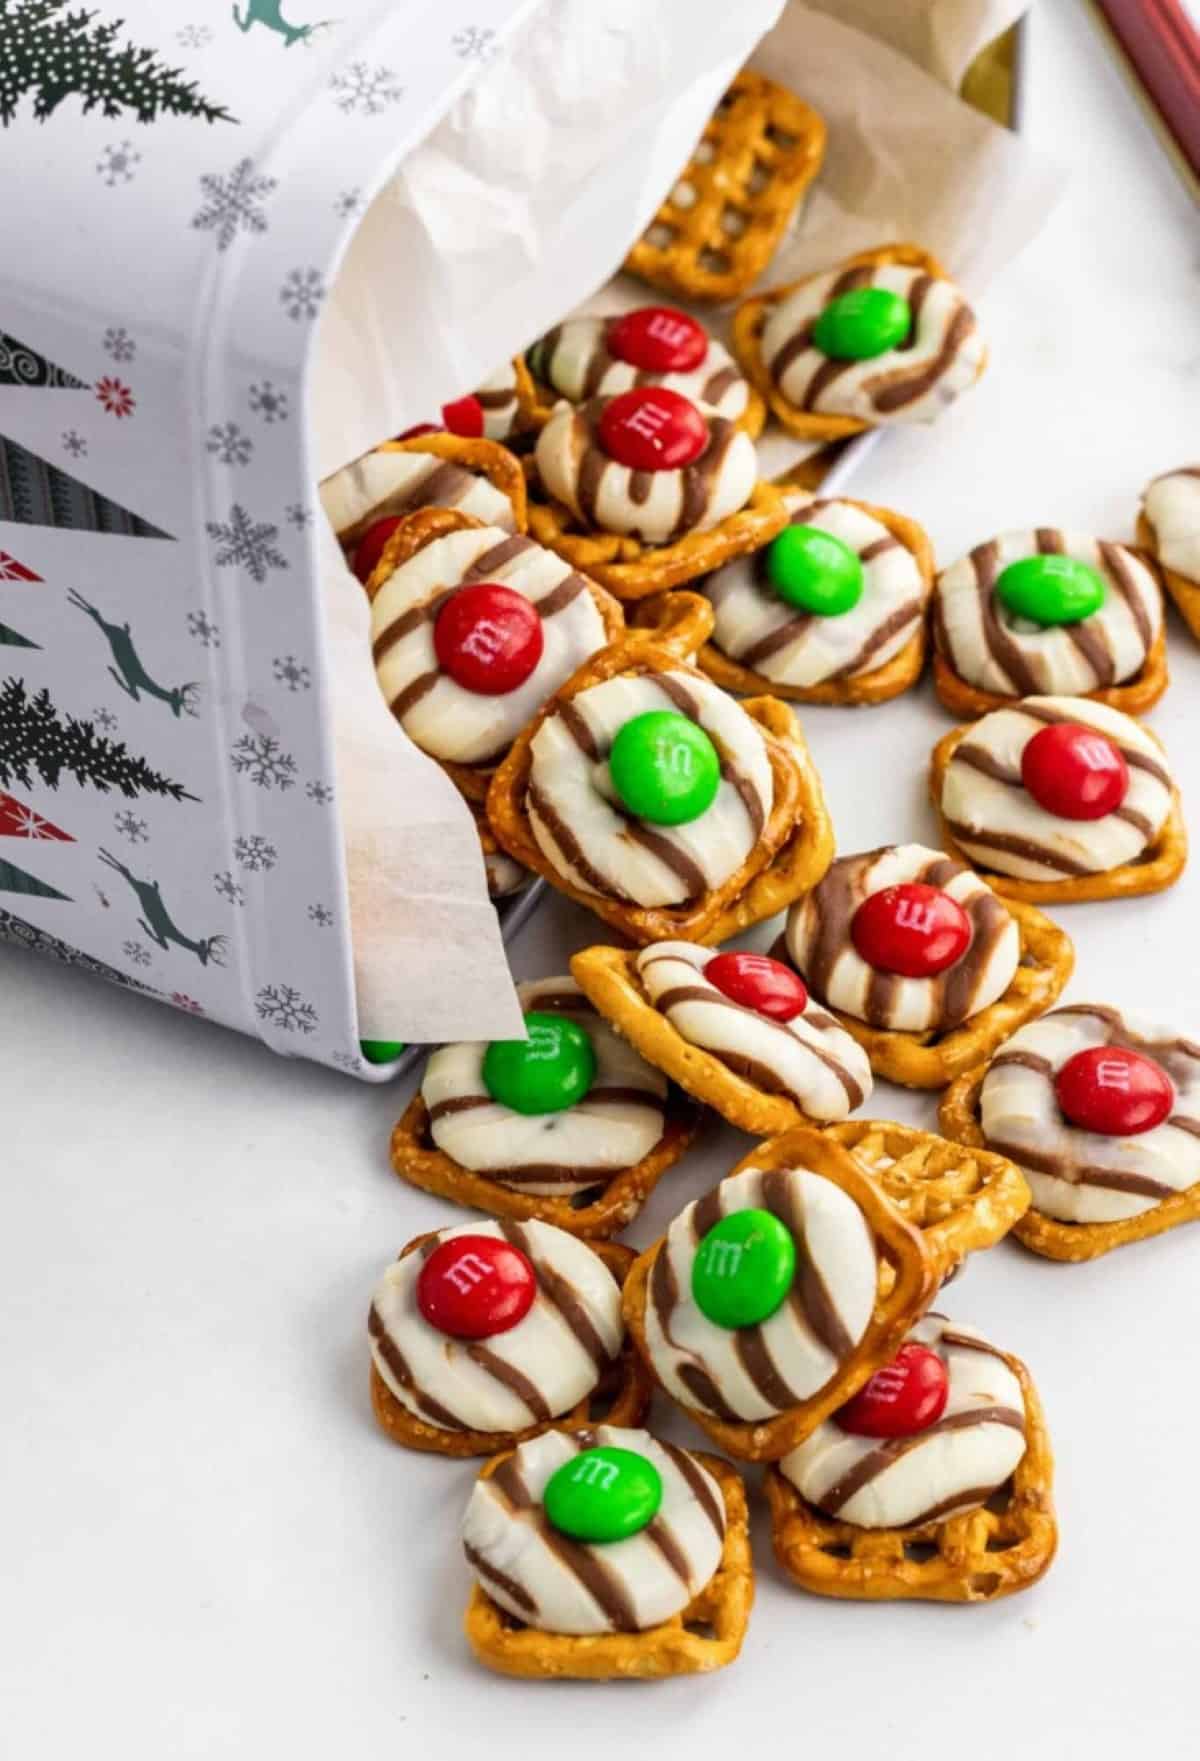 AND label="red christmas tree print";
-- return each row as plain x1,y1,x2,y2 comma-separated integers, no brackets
0,790,73,840
0,549,42,581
